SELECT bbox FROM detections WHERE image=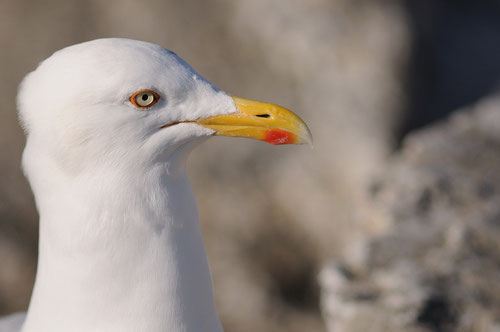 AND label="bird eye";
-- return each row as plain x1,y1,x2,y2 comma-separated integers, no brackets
130,89,160,109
